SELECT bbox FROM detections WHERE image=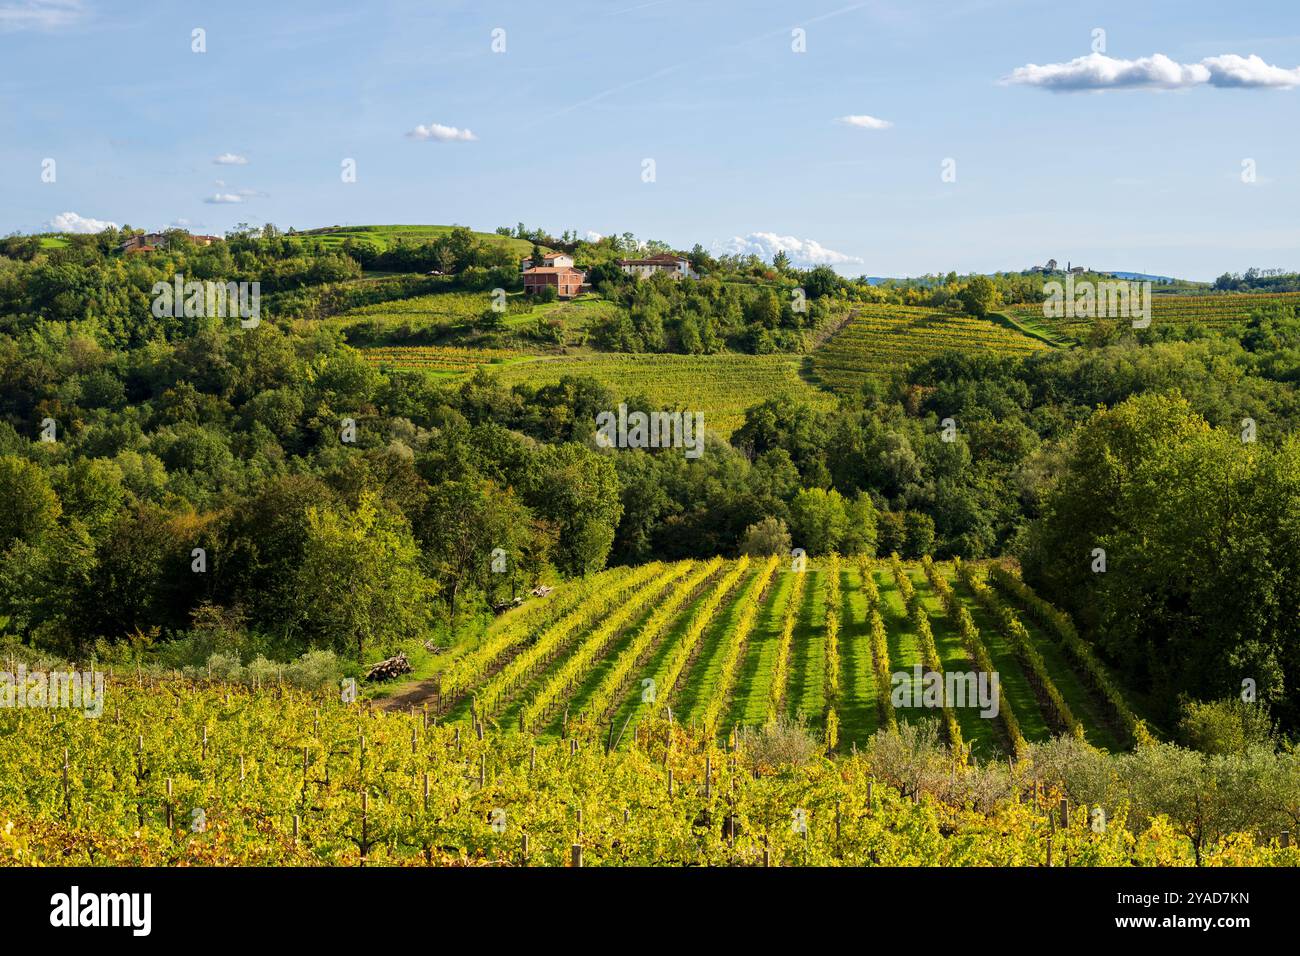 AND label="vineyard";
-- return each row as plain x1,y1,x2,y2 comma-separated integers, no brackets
5,556,1298,867
1004,291,1300,342
298,224,537,257
424,556,1143,754
360,345,529,377
810,305,1051,394
488,353,835,437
